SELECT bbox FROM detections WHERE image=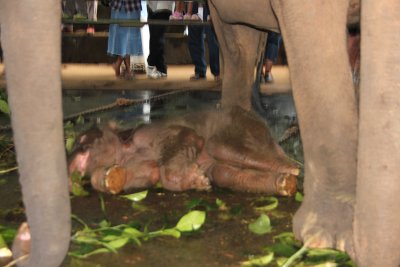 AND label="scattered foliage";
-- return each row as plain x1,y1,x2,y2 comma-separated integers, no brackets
69,210,206,259
248,214,272,235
